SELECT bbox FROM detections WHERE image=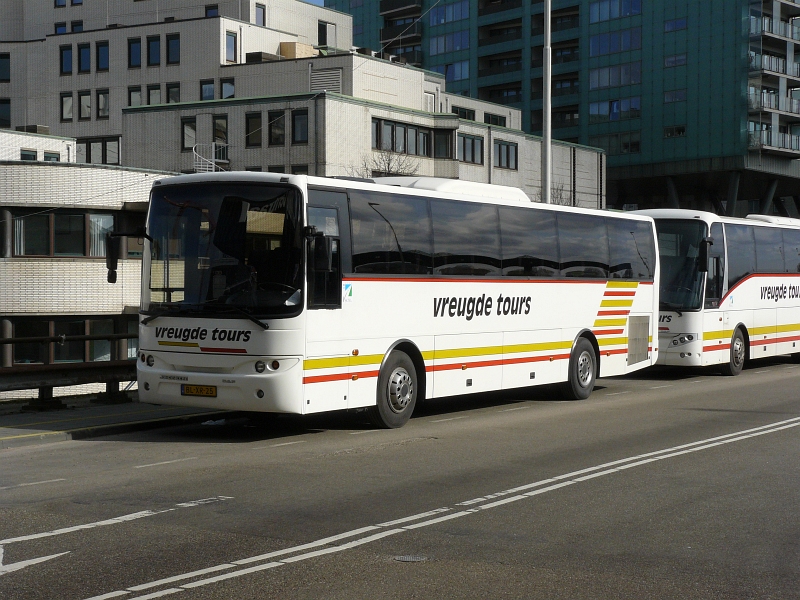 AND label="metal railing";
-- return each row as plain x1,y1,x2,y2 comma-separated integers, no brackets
193,143,229,172
748,130,800,152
